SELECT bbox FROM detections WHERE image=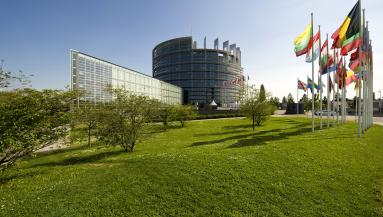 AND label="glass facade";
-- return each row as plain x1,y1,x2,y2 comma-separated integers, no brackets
153,37,244,106
70,50,182,104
